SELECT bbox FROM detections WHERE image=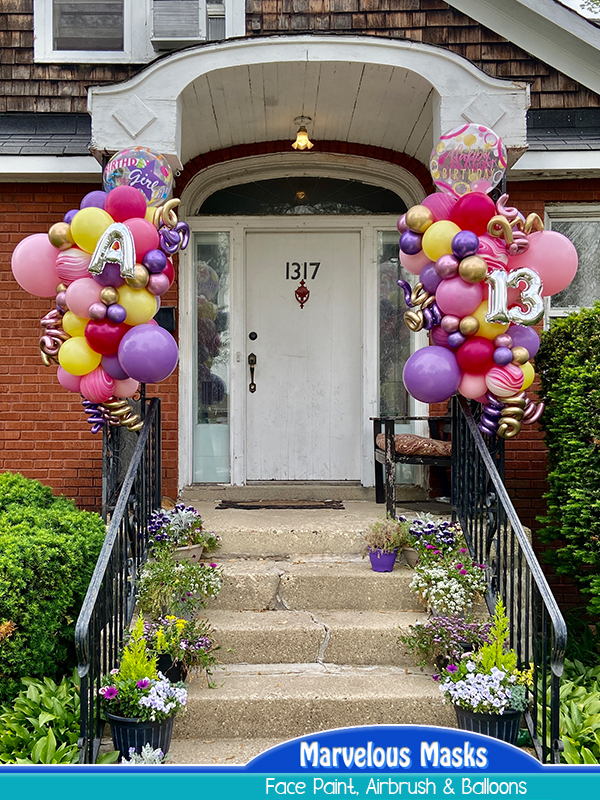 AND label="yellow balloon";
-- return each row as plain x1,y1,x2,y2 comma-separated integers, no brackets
520,361,535,390
145,206,157,225
70,207,114,254
118,285,158,326
472,301,510,340
422,220,461,262
58,336,102,376
62,311,88,338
